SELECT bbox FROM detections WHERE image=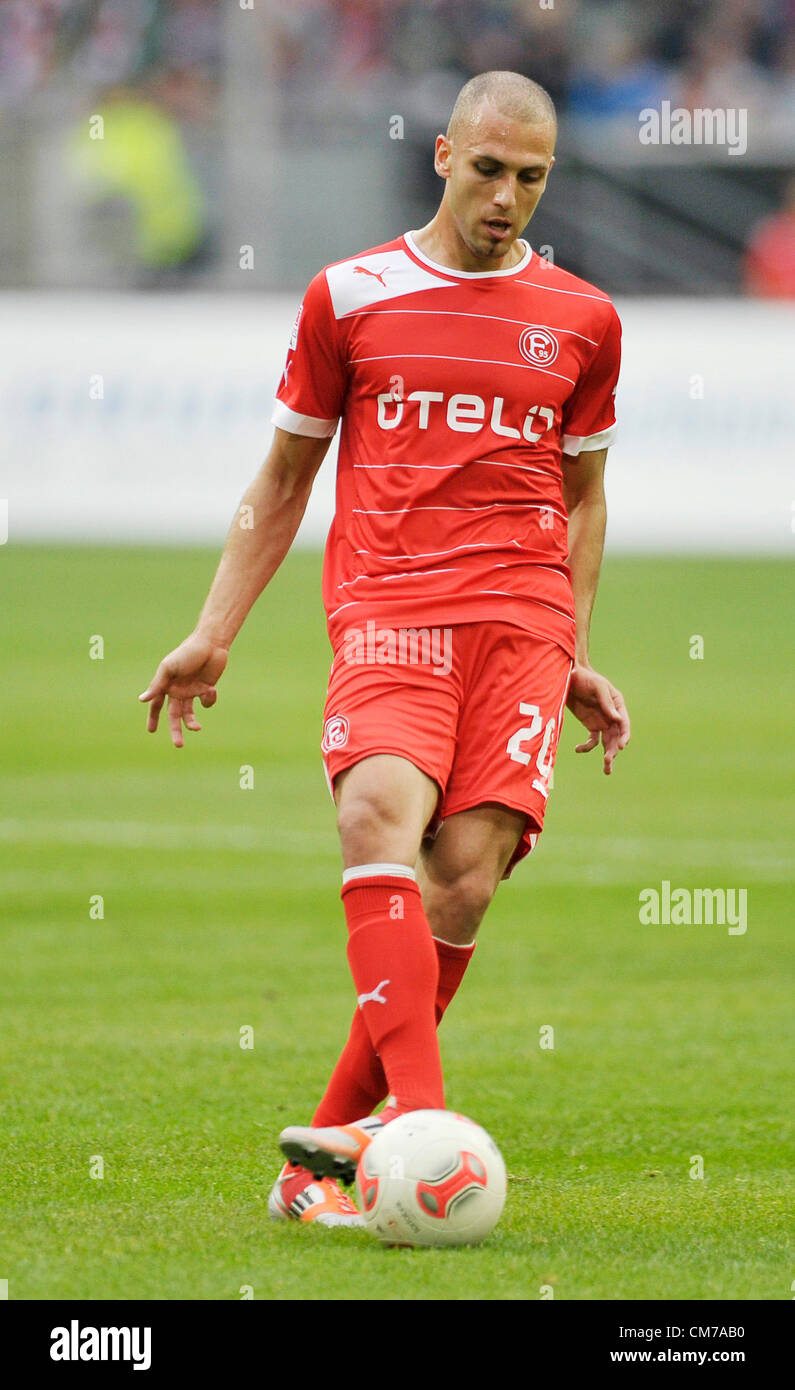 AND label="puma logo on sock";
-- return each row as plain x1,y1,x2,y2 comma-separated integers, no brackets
357,979,390,1007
